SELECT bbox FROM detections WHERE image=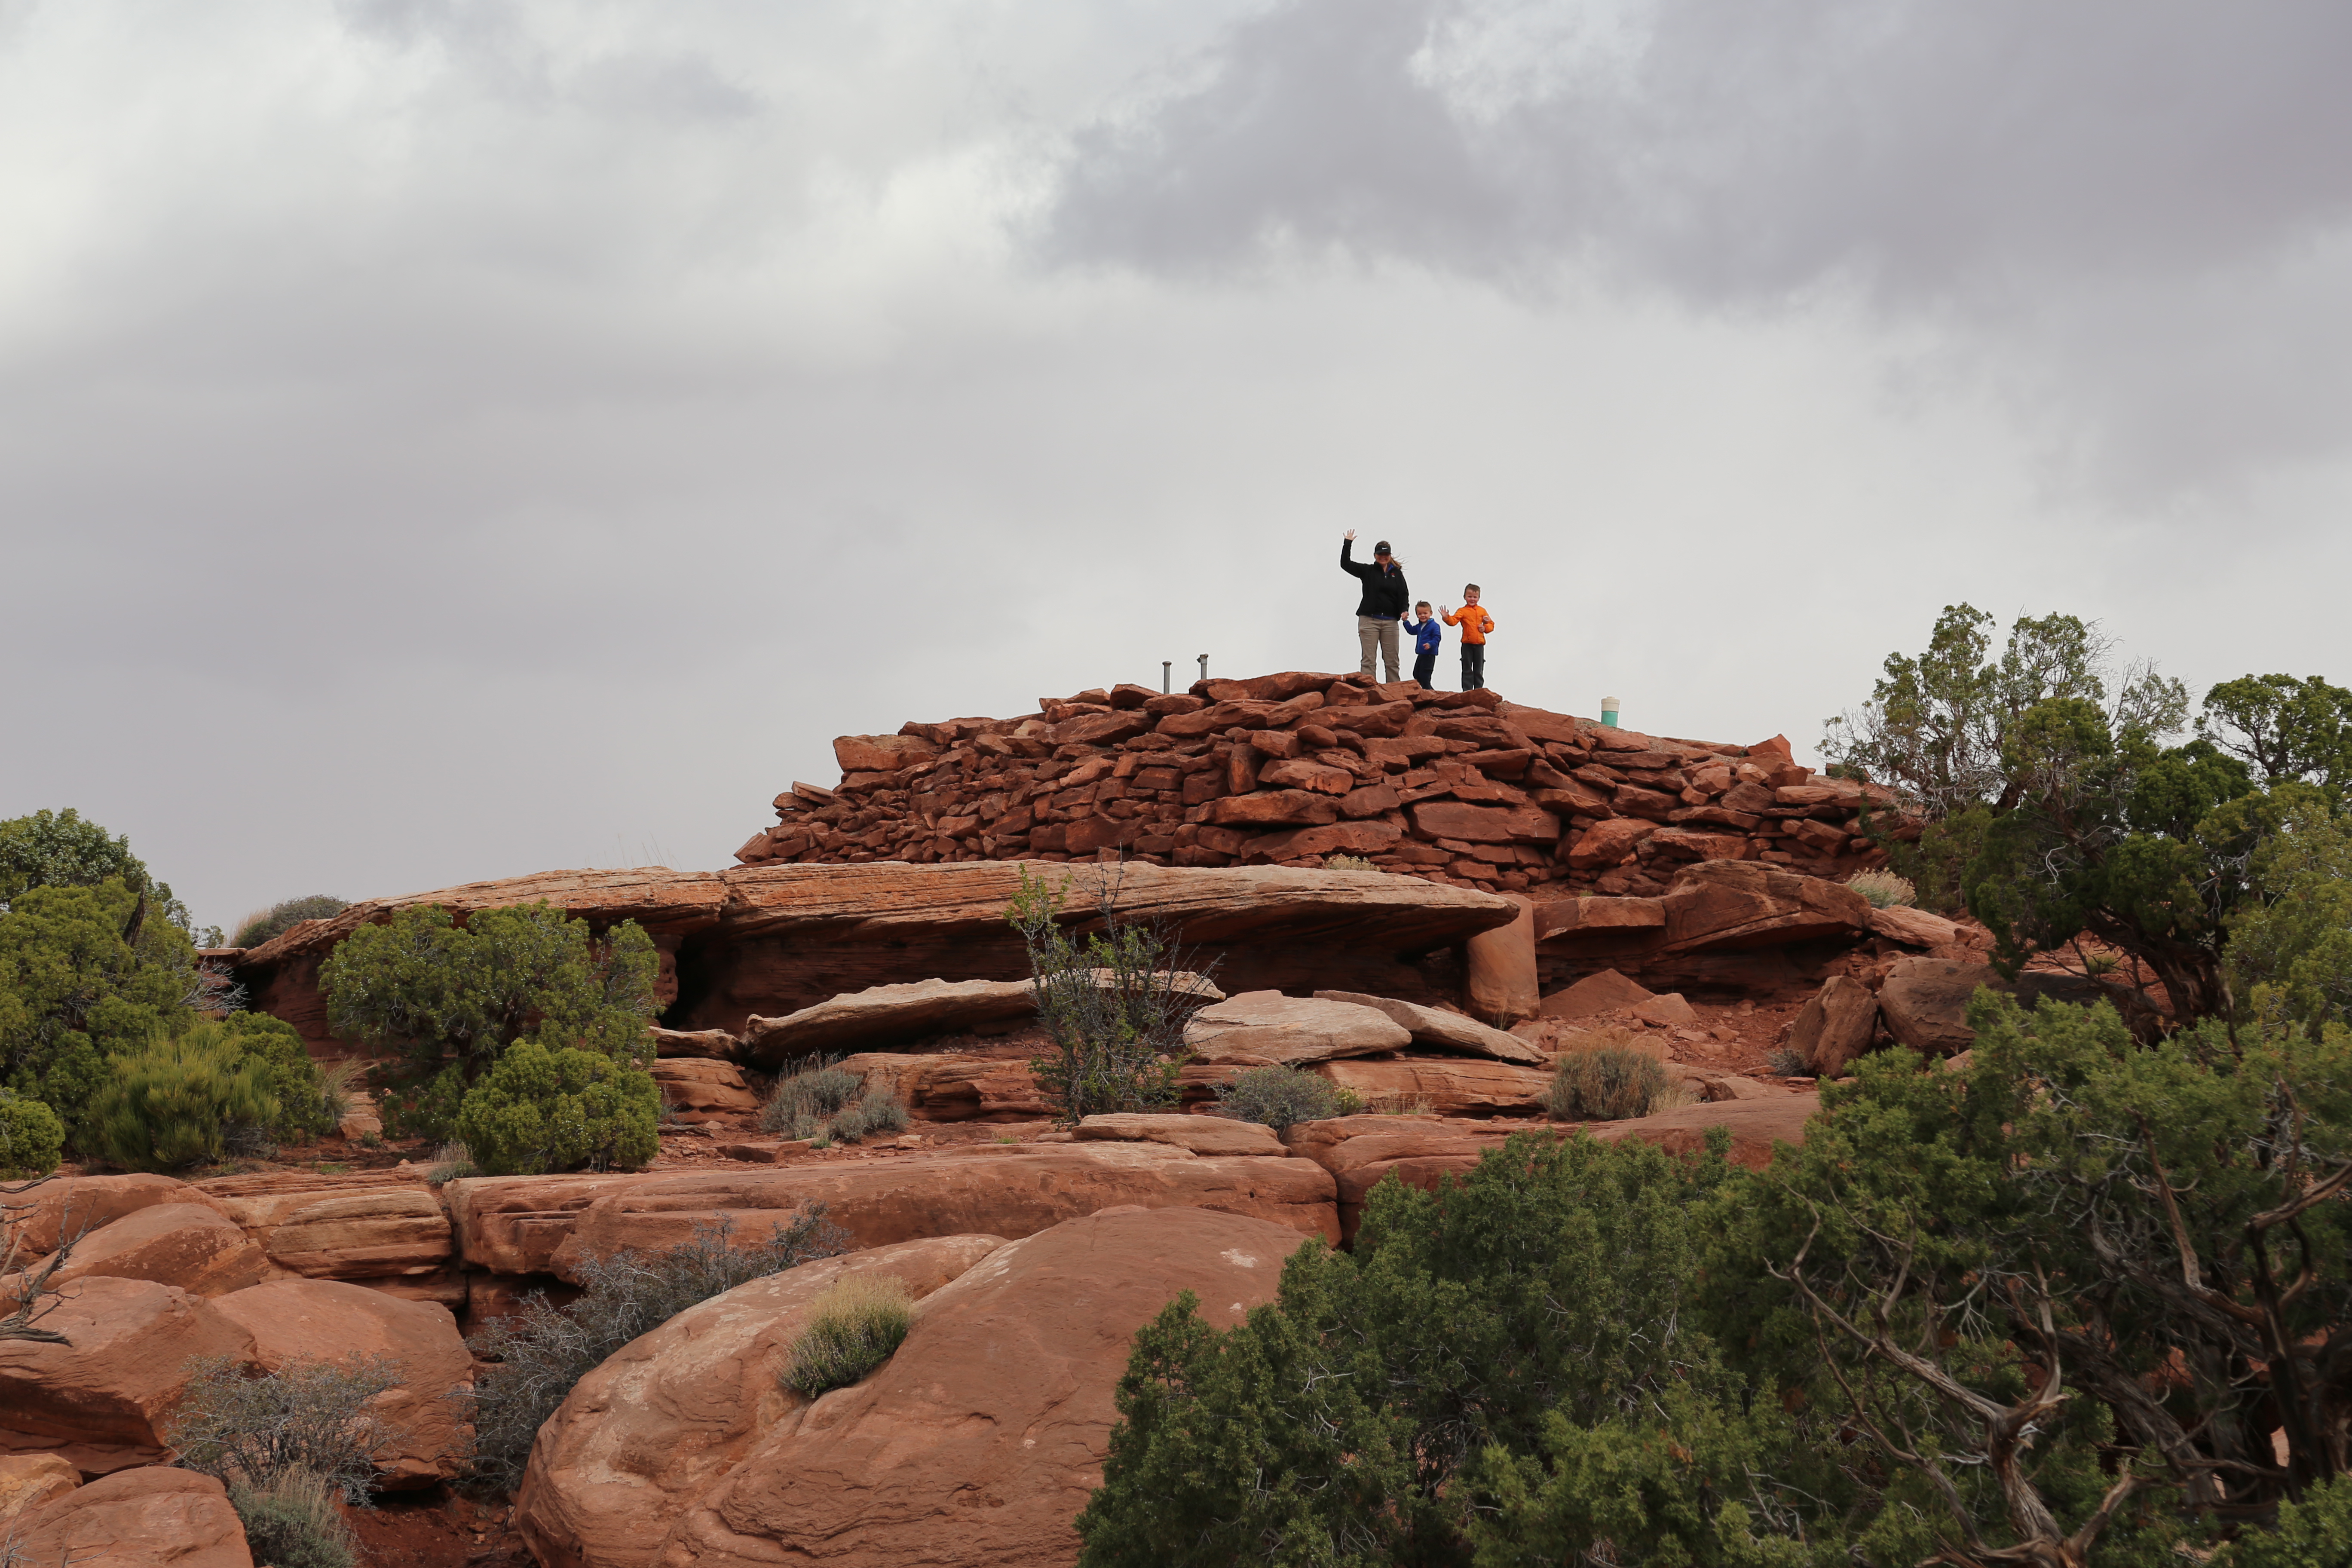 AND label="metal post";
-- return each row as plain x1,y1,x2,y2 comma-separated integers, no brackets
1601,696,1620,728
1161,661,1171,694
1197,654,1209,683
